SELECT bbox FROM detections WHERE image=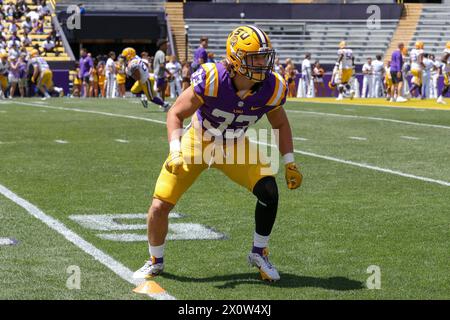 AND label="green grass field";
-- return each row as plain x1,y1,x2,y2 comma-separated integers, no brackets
1,97,449,300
